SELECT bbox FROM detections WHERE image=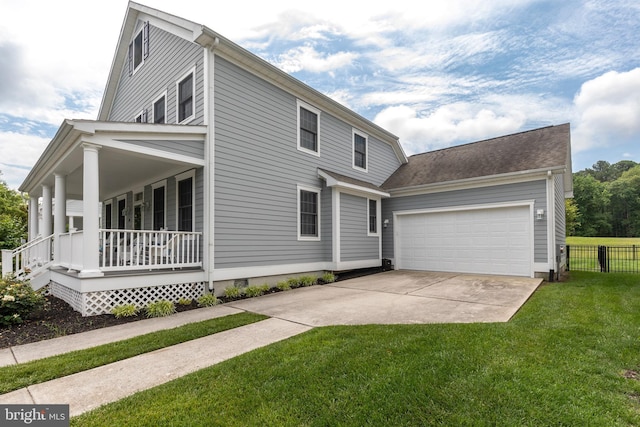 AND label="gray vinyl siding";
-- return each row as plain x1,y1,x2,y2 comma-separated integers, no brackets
340,193,378,261
108,23,205,126
119,139,205,160
382,180,548,263
554,173,567,268
213,56,401,269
